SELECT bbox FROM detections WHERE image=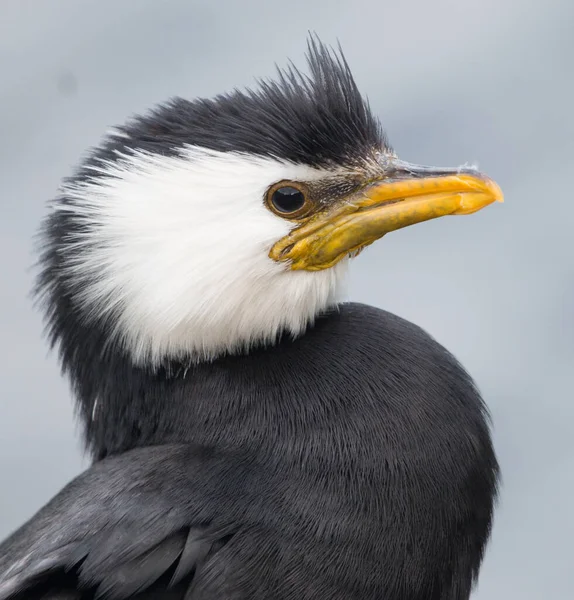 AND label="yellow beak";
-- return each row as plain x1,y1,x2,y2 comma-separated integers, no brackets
269,160,503,271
